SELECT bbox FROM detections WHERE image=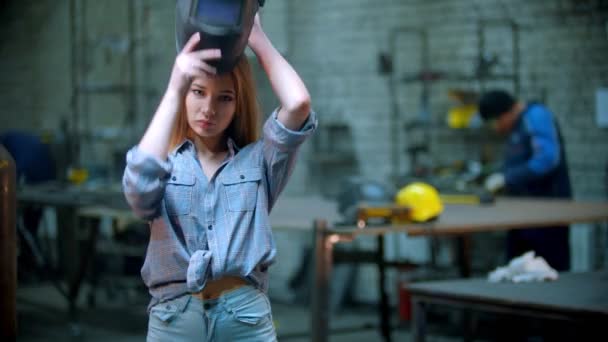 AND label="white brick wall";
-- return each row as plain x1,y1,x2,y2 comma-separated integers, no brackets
2,1,606,197
287,0,608,199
